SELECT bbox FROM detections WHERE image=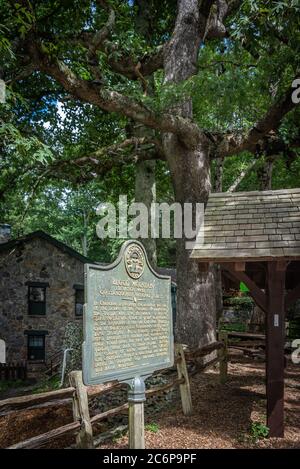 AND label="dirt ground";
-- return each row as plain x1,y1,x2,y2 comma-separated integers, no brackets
0,353,299,449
